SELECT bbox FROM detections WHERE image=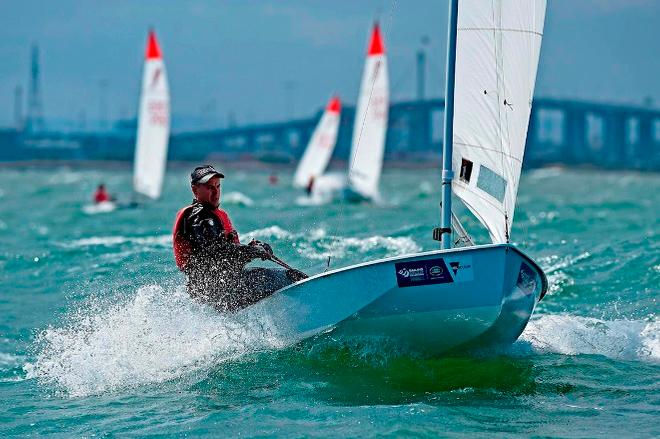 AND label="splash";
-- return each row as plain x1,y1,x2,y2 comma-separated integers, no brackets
520,314,659,362
25,285,290,397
